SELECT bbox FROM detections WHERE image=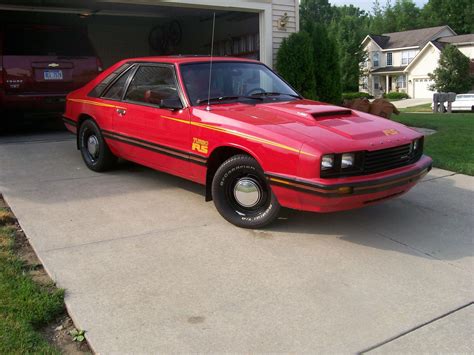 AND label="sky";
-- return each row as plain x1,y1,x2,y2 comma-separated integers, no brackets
329,0,430,13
